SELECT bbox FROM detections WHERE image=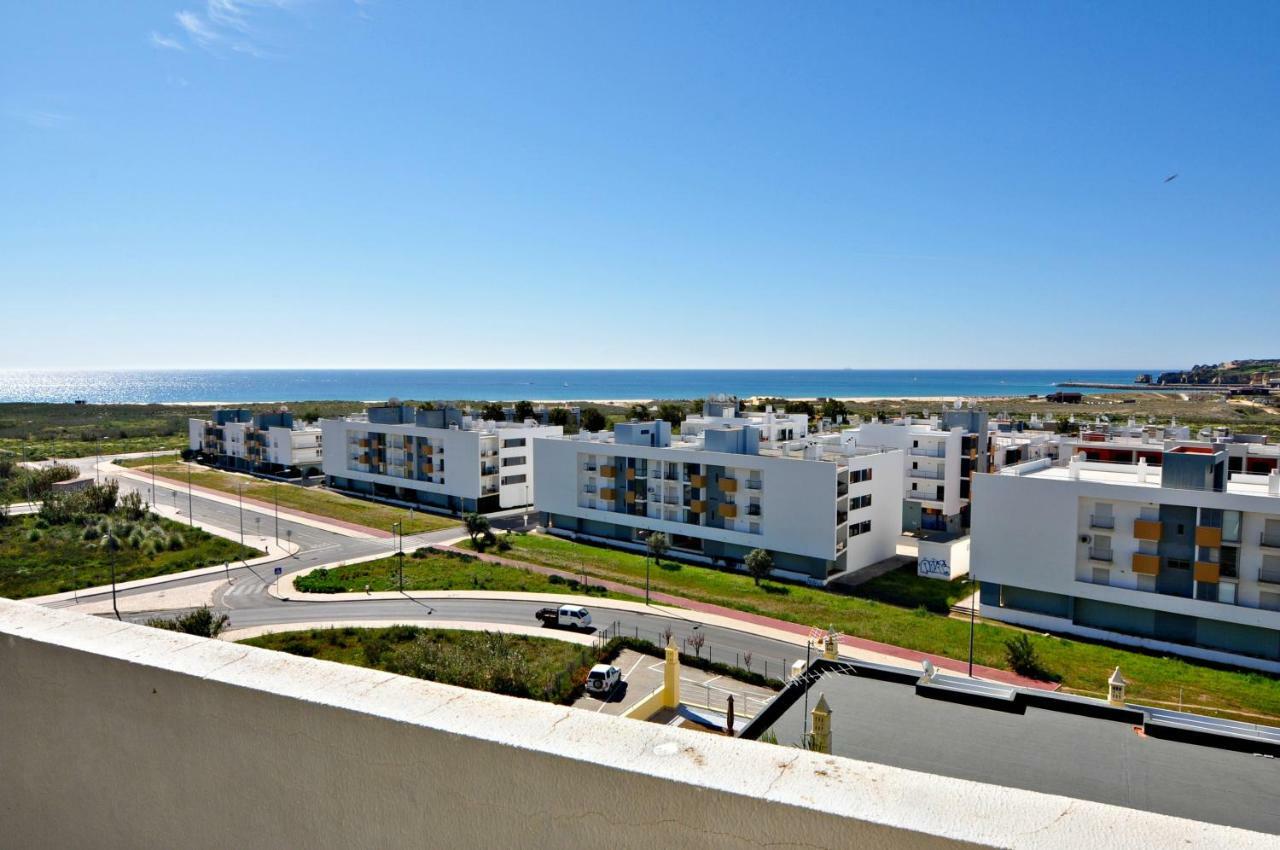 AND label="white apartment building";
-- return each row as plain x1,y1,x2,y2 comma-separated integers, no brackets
972,448,1280,672
322,404,562,513
679,395,810,445
534,420,903,584
188,409,323,476
841,408,988,534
